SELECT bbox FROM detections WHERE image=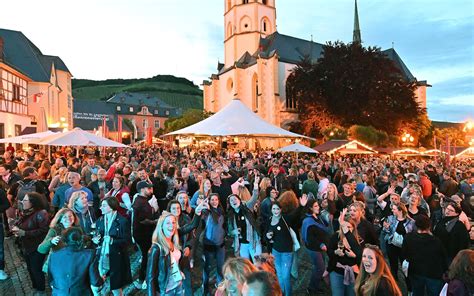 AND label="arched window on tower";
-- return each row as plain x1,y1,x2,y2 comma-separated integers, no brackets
261,17,271,33
243,0,249,4
262,0,268,5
